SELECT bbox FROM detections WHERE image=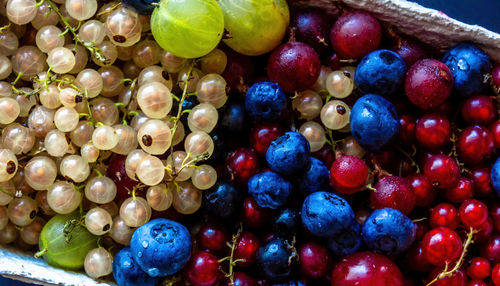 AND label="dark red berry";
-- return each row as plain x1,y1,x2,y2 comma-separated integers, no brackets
228,272,257,286
291,9,331,56
370,176,416,215
312,144,336,168
240,197,272,228
430,203,459,230
234,231,260,267
405,59,454,110
428,268,466,286
330,155,369,195
330,11,382,59
467,280,487,286
222,48,255,93
415,113,451,149
467,257,491,280
408,174,435,207
459,199,488,229
391,38,427,67
331,251,404,286
405,243,433,272
461,95,497,125
471,168,494,197
267,41,321,93
299,241,332,279
226,148,260,185
445,177,474,203
423,154,459,189
186,251,220,286
328,53,342,70
492,65,500,89
490,203,500,232
480,234,500,262
490,121,500,148
457,125,495,165
107,155,139,203
198,223,228,252
422,227,462,266
475,217,493,243
250,123,283,156
398,113,417,145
